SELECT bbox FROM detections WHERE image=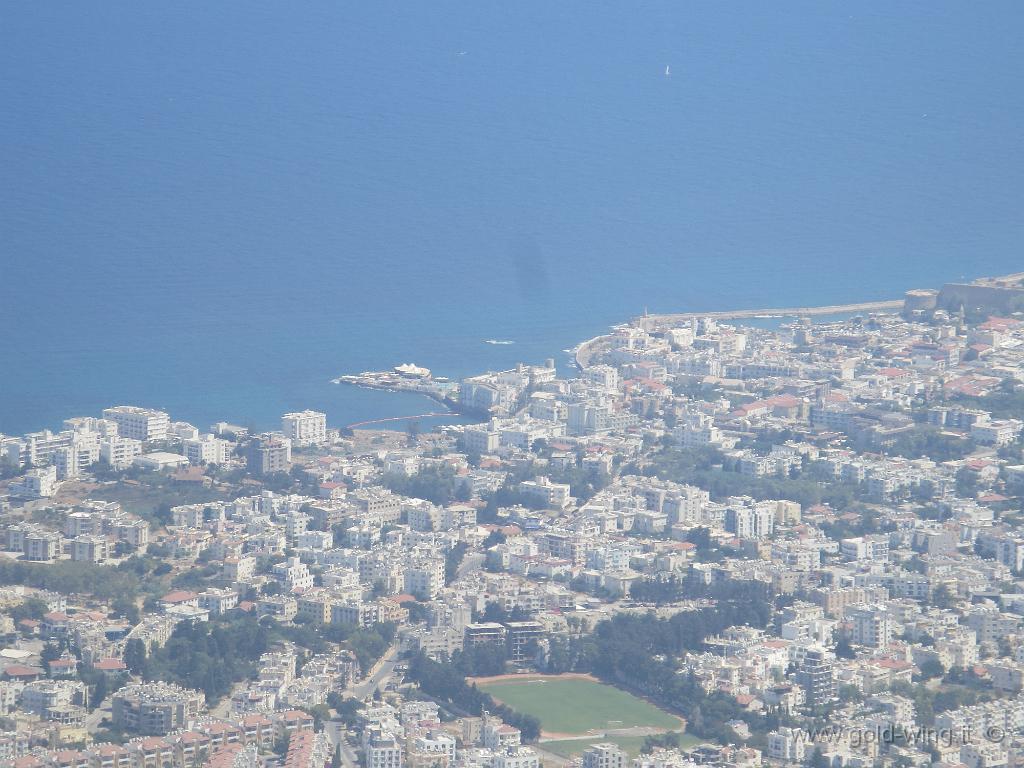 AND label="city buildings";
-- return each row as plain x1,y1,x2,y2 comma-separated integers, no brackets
6,281,1024,767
